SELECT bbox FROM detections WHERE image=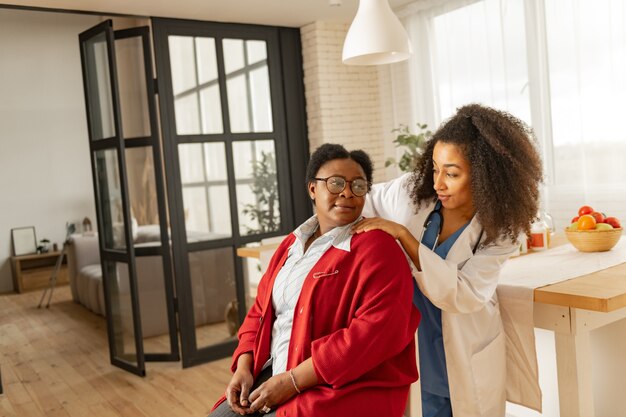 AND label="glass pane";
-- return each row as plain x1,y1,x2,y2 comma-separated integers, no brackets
182,186,209,236
247,40,267,64
196,37,218,84
135,256,170,347
233,140,281,235
179,143,205,183
174,94,201,135
105,261,138,365
226,74,250,133
83,32,115,140
94,149,127,249
249,66,273,132
223,39,245,74
188,248,238,349
168,36,197,95
199,85,223,134
169,35,223,135
225,39,273,133
208,185,232,236
115,36,150,139
179,143,232,240
125,147,160,240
